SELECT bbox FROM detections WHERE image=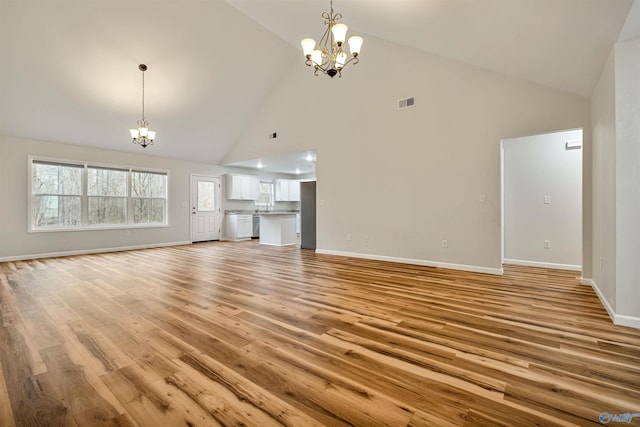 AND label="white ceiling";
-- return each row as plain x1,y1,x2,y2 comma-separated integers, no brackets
1,0,636,172
225,0,633,98
226,149,317,176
